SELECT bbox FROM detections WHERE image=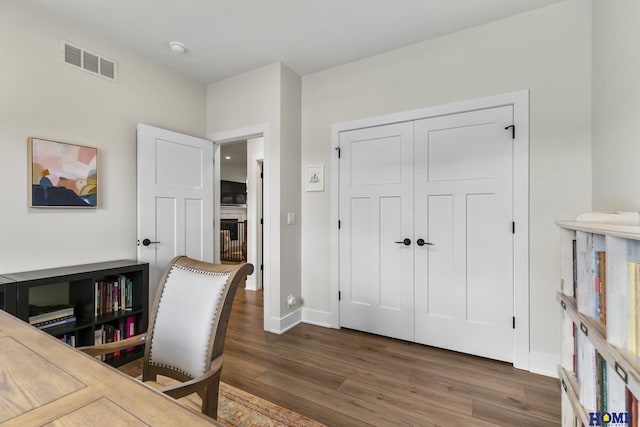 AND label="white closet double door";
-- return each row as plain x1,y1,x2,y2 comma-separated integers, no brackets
338,106,515,362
